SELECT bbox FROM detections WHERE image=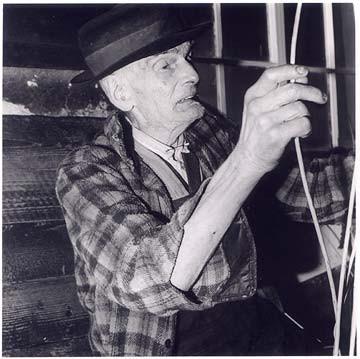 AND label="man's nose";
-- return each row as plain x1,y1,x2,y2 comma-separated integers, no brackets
180,59,199,85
